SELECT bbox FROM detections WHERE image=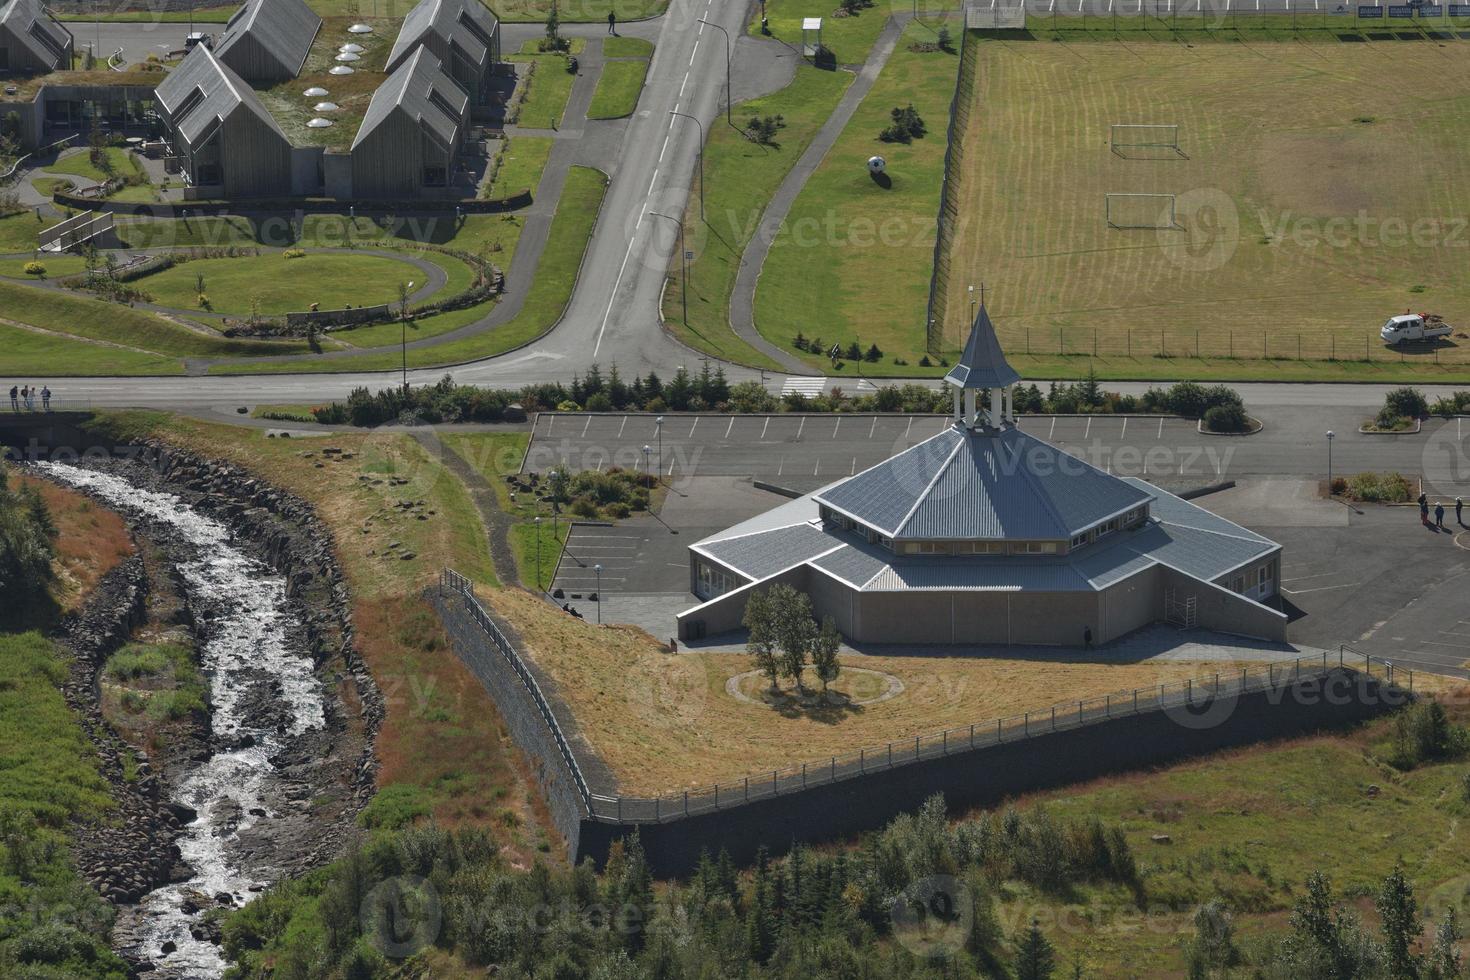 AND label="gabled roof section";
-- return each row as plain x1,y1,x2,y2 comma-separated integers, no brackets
0,0,71,70
352,46,467,152
815,425,1153,542
944,303,1020,390
156,45,289,148
212,0,321,81
386,0,499,74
